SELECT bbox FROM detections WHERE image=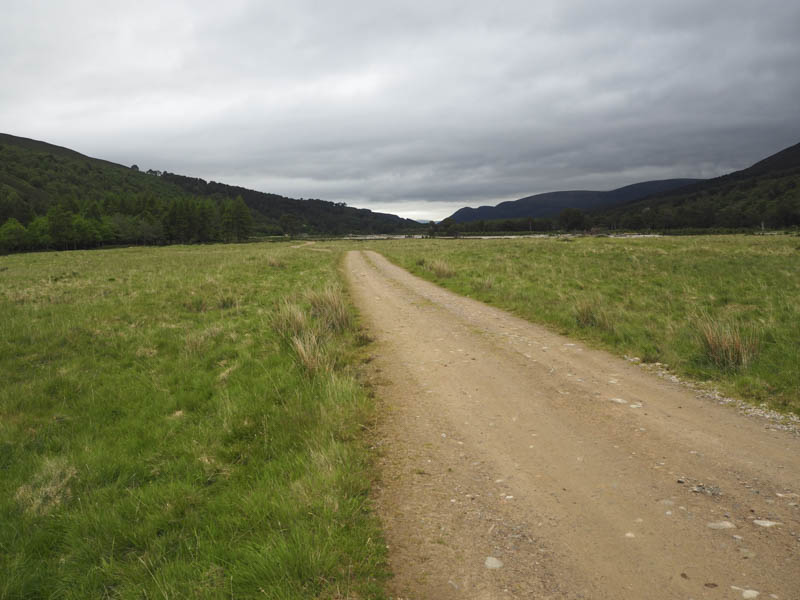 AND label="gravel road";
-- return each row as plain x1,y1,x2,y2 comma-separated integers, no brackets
345,250,799,600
